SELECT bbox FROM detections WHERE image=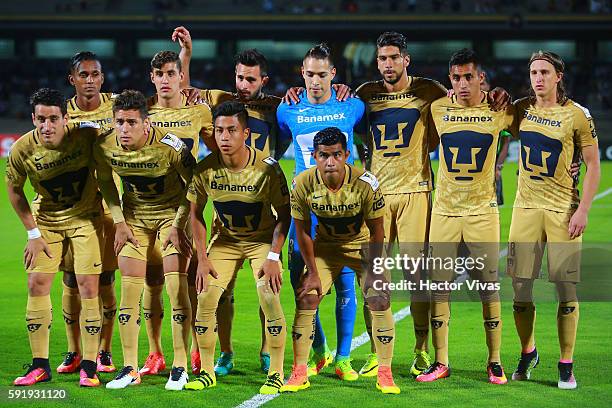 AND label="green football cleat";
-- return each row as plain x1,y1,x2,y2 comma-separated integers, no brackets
359,353,379,377
410,350,432,376
335,358,359,381
184,371,216,391
307,347,333,376
259,371,283,394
